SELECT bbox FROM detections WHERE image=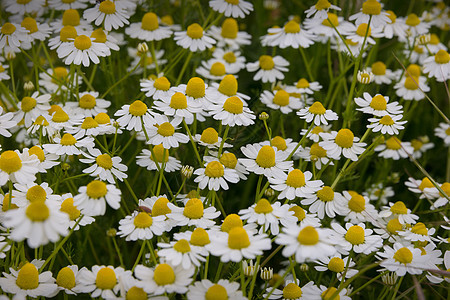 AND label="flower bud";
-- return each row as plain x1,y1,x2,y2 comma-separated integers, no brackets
181,165,194,178
260,267,273,281
106,228,117,237
381,272,398,286
357,70,374,84
259,112,269,121
137,42,149,54
24,81,34,91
